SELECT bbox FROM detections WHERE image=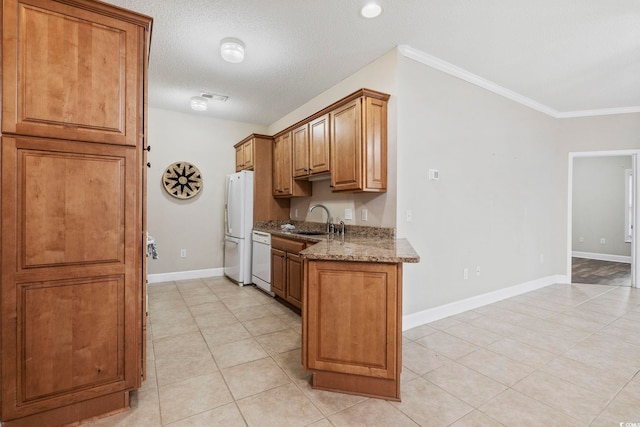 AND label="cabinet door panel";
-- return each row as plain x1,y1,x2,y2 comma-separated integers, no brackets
21,276,124,400
1,136,140,419
235,145,244,171
272,133,291,196
271,248,286,298
363,97,387,191
306,261,397,379
20,149,124,268
292,124,309,178
286,253,303,309
2,0,141,146
309,114,330,175
330,100,361,191
243,139,254,170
